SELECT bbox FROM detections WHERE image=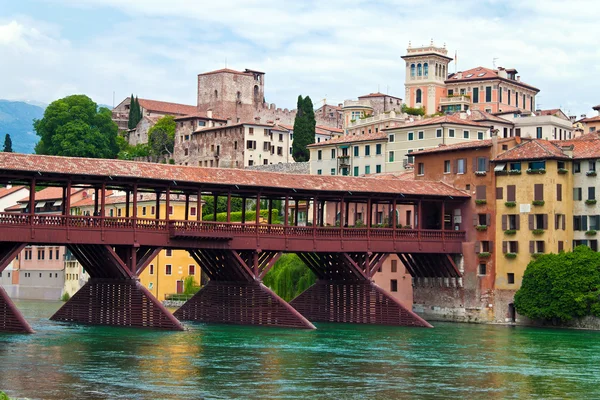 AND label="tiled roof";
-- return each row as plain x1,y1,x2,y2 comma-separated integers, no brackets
551,135,600,160
369,171,415,181
174,112,227,122
493,139,569,162
307,132,387,147
493,105,523,115
138,99,197,116
15,187,84,203
410,137,515,156
0,185,27,199
317,125,344,134
579,115,600,123
358,92,402,100
468,110,513,124
385,114,490,130
0,153,469,199
446,66,539,92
